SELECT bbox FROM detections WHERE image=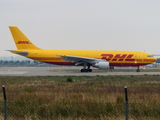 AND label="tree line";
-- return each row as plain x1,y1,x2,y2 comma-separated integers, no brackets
0,60,52,67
